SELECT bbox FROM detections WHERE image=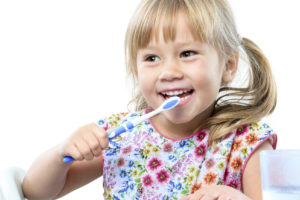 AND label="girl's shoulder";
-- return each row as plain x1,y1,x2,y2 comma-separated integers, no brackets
231,121,277,149
218,121,277,190
215,121,277,154
218,121,277,159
